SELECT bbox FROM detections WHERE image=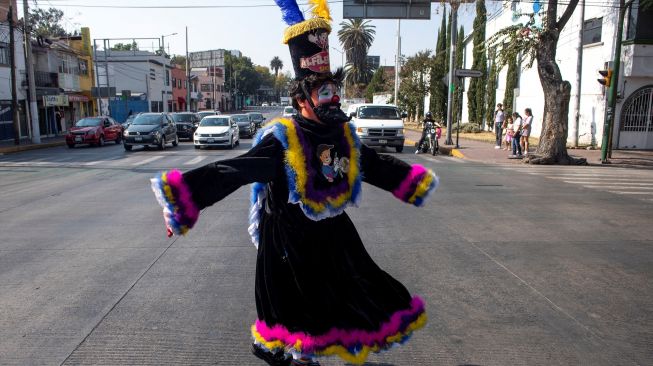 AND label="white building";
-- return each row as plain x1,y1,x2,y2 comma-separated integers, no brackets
461,0,653,149
94,50,173,114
